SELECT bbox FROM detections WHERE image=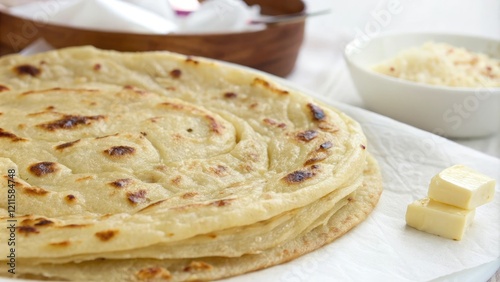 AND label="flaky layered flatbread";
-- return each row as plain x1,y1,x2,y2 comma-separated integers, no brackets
0,47,382,281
